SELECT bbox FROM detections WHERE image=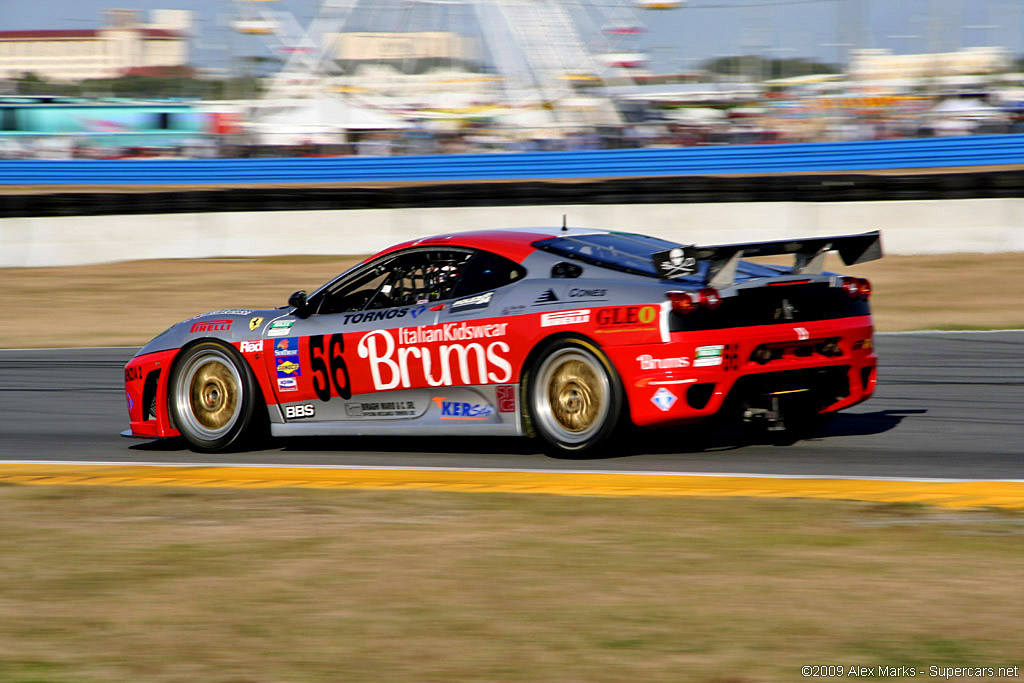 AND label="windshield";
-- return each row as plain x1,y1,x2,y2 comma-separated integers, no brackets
533,232,685,278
